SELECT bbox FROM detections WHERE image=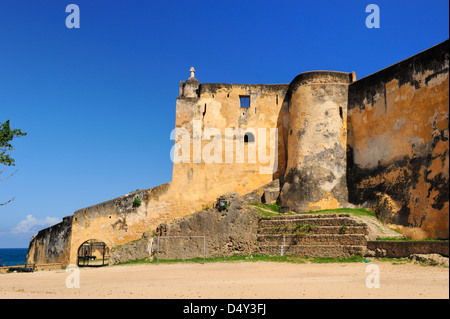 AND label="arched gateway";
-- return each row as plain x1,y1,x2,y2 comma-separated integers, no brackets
77,239,110,267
